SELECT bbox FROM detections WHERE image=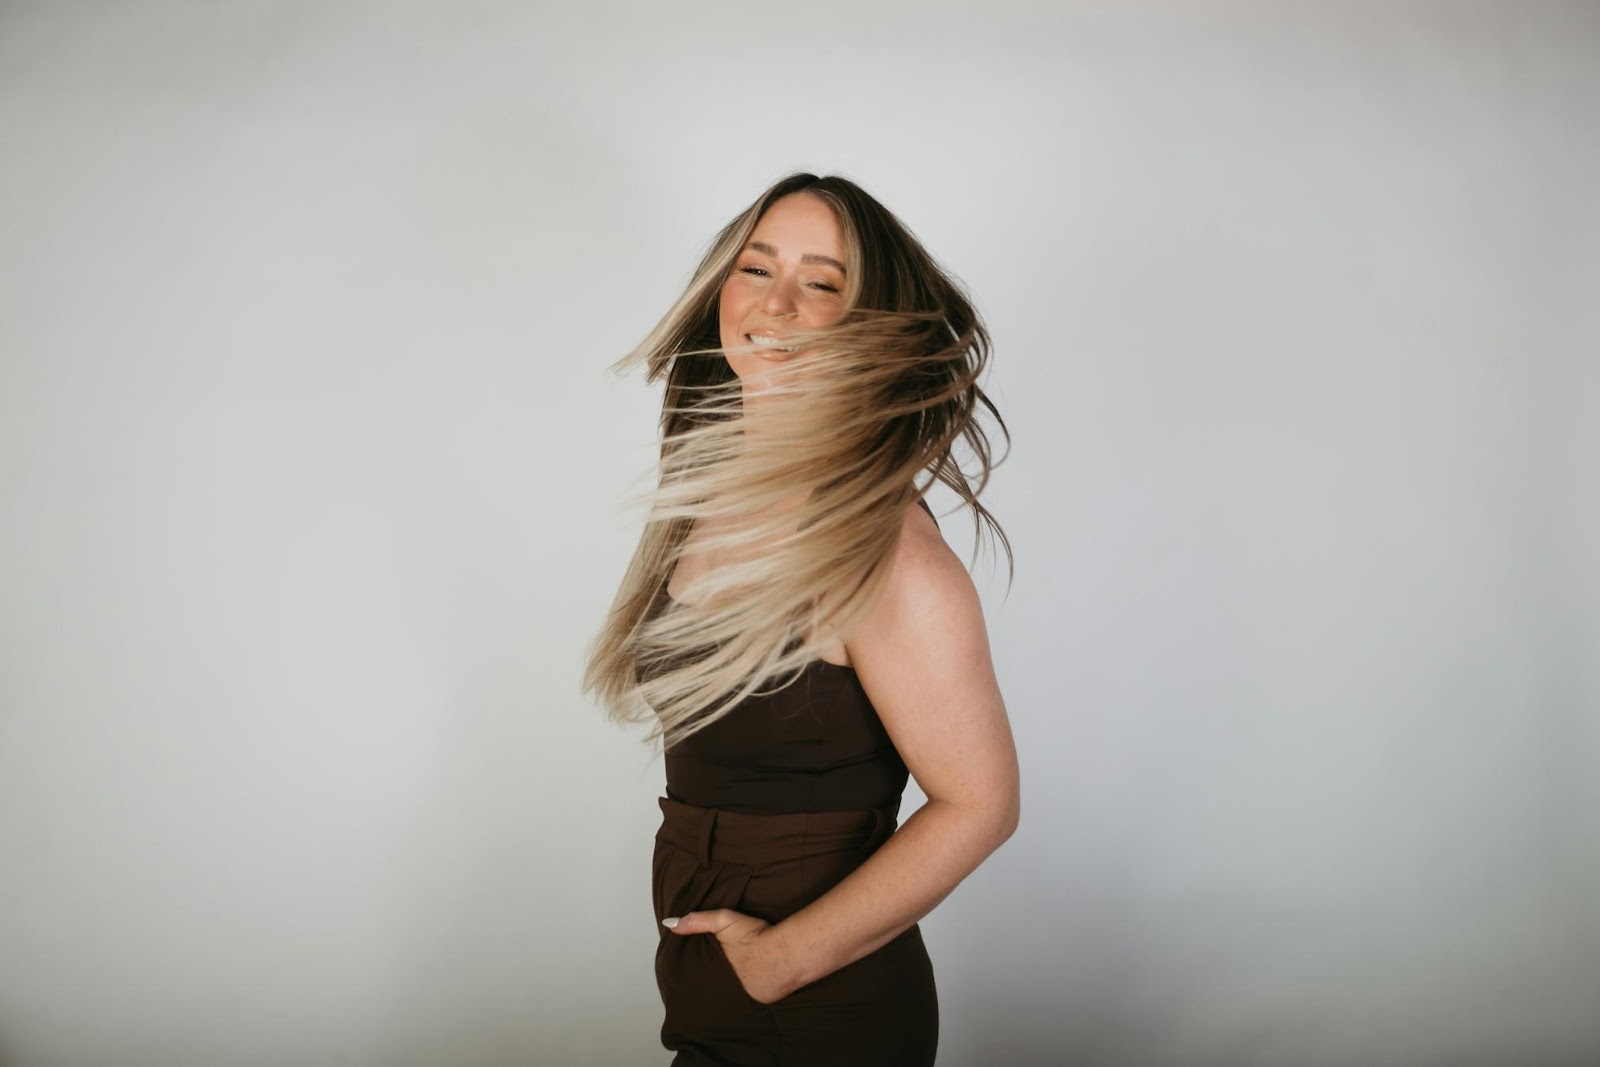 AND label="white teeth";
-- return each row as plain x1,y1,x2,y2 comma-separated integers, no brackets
748,334,797,351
